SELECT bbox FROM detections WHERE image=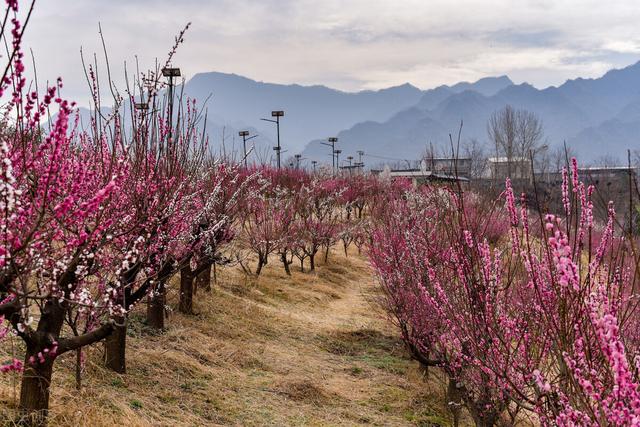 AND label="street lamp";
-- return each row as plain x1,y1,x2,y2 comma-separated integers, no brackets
335,149,342,173
162,66,181,143
238,130,257,168
356,150,365,172
261,110,284,169
311,160,317,173
321,137,338,174
346,156,354,175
